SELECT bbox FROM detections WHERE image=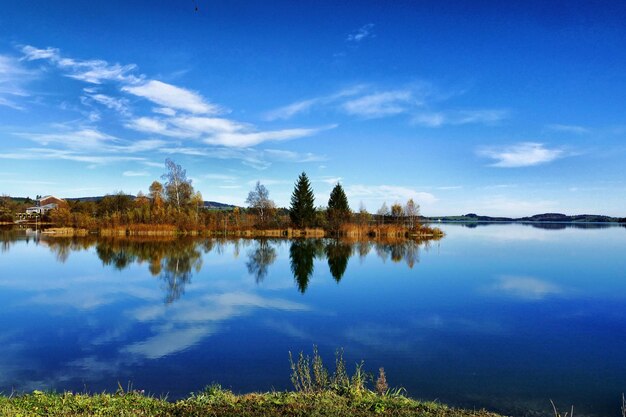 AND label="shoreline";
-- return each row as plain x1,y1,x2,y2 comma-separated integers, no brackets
0,387,501,417
7,224,444,240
